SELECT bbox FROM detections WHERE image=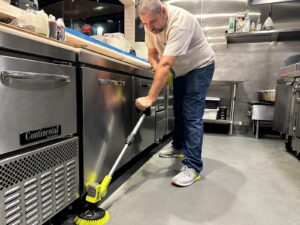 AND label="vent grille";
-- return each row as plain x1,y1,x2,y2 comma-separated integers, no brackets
24,178,39,225
156,119,167,141
0,141,77,191
0,137,79,225
4,186,22,225
66,160,77,203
